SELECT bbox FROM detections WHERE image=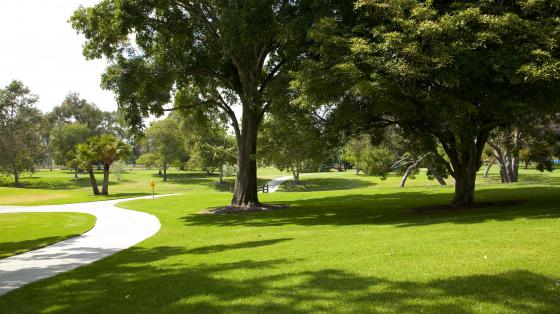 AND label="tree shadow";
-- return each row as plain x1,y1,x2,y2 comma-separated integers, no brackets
181,186,560,228
279,177,376,192
184,238,293,254
0,244,557,313
0,236,79,259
